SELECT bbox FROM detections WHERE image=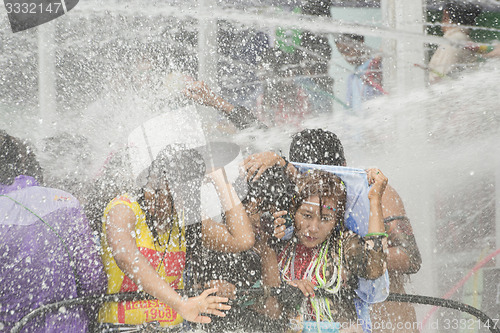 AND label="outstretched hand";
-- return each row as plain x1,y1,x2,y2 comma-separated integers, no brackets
366,168,388,201
183,80,233,114
177,287,231,324
183,80,217,107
